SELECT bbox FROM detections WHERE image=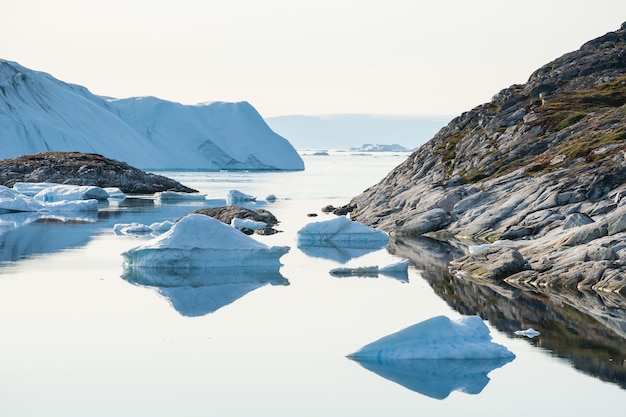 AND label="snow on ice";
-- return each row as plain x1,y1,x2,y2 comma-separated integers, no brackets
121,214,289,269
